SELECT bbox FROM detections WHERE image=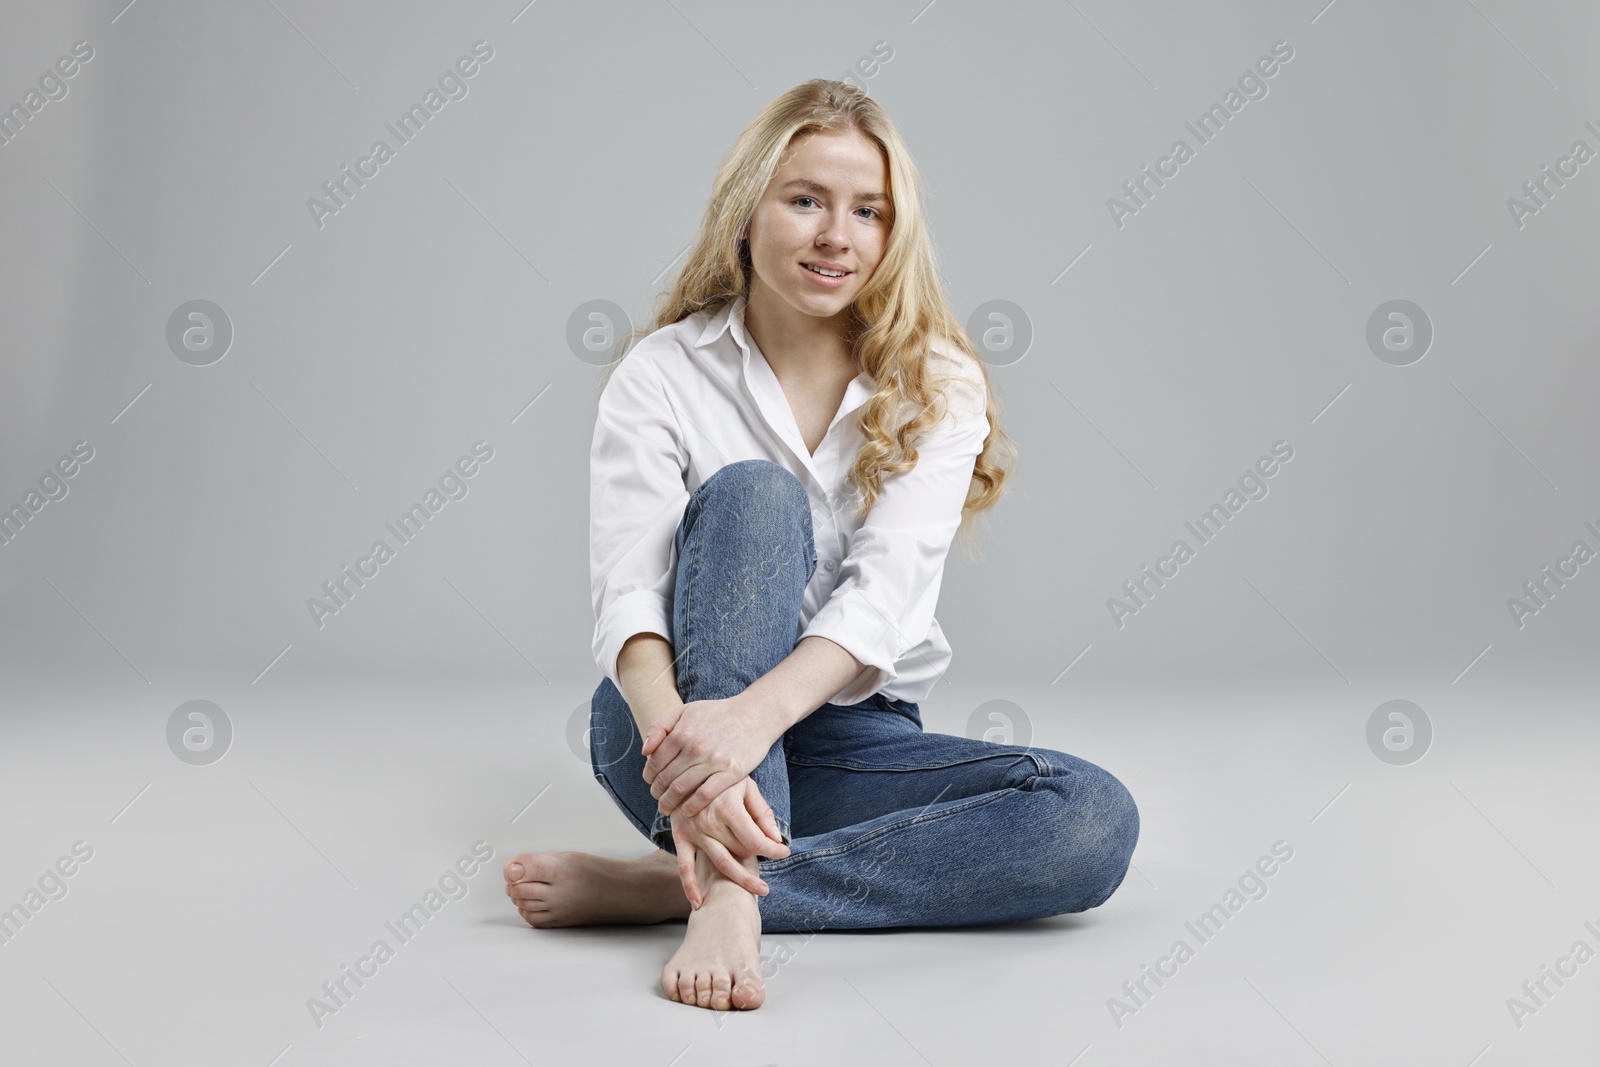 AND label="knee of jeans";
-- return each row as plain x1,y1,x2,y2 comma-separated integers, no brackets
1077,764,1139,903
1080,762,1138,839
1035,760,1138,908
702,459,808,513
